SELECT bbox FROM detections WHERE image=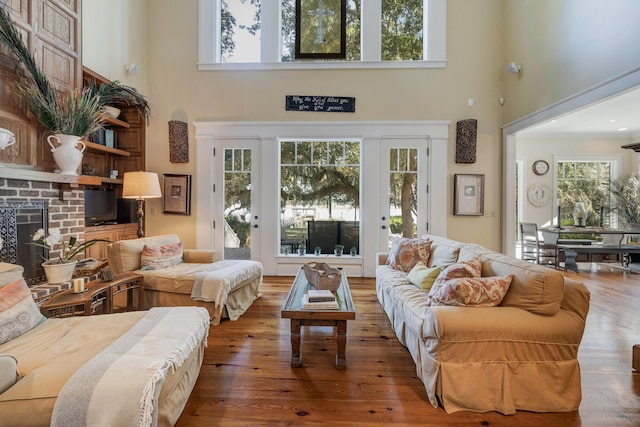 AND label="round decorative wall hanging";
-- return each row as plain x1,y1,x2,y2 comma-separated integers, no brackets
527,183,551,207
532,160,550,176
